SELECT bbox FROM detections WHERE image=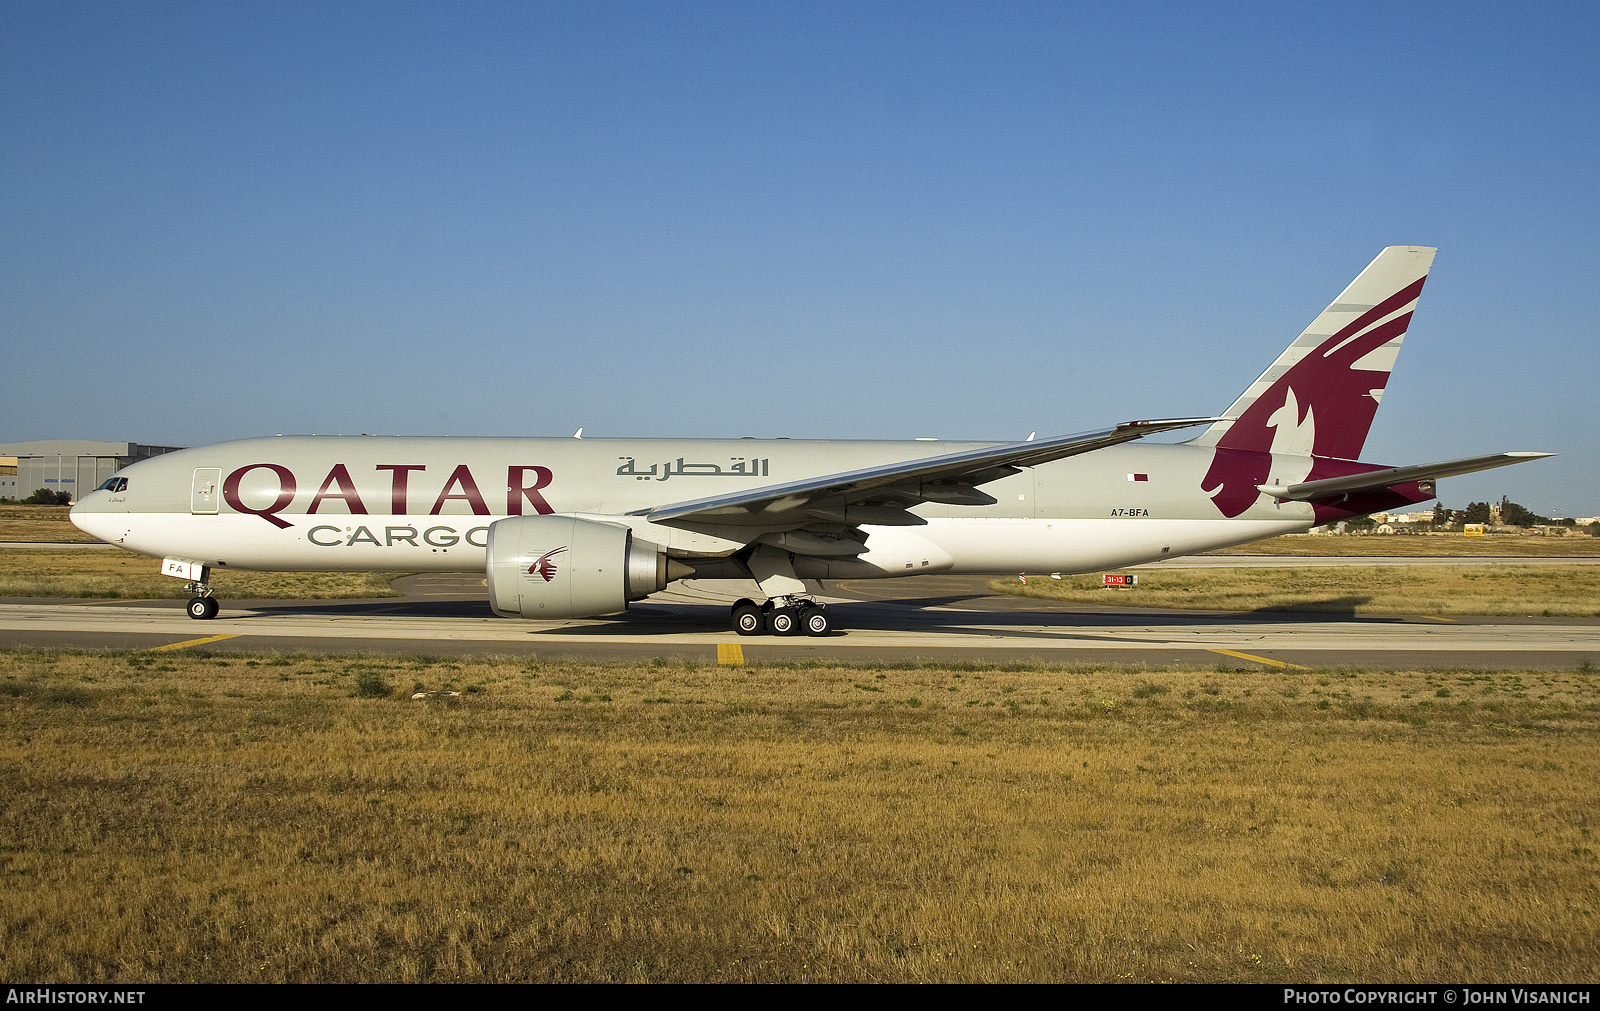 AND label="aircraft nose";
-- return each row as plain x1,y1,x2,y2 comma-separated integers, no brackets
69,491,111,535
